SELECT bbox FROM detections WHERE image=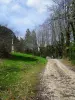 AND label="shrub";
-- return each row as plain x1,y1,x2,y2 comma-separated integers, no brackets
0,42,10,58
69,43,75,60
